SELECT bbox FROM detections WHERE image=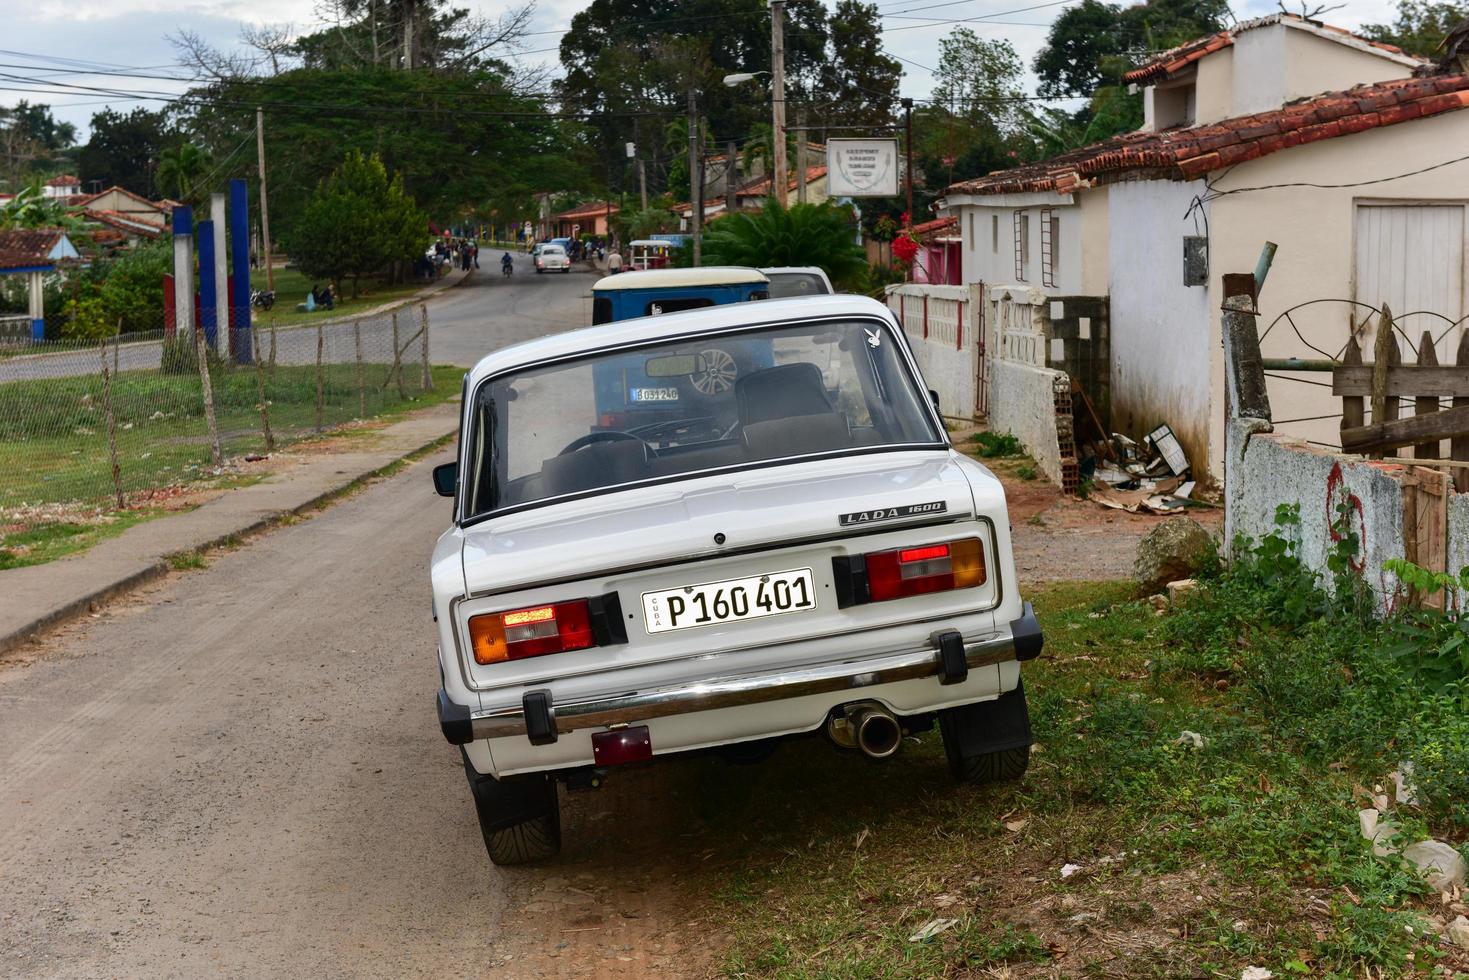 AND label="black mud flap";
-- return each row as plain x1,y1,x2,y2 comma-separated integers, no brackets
943,682,1032,756
464,763,558,834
